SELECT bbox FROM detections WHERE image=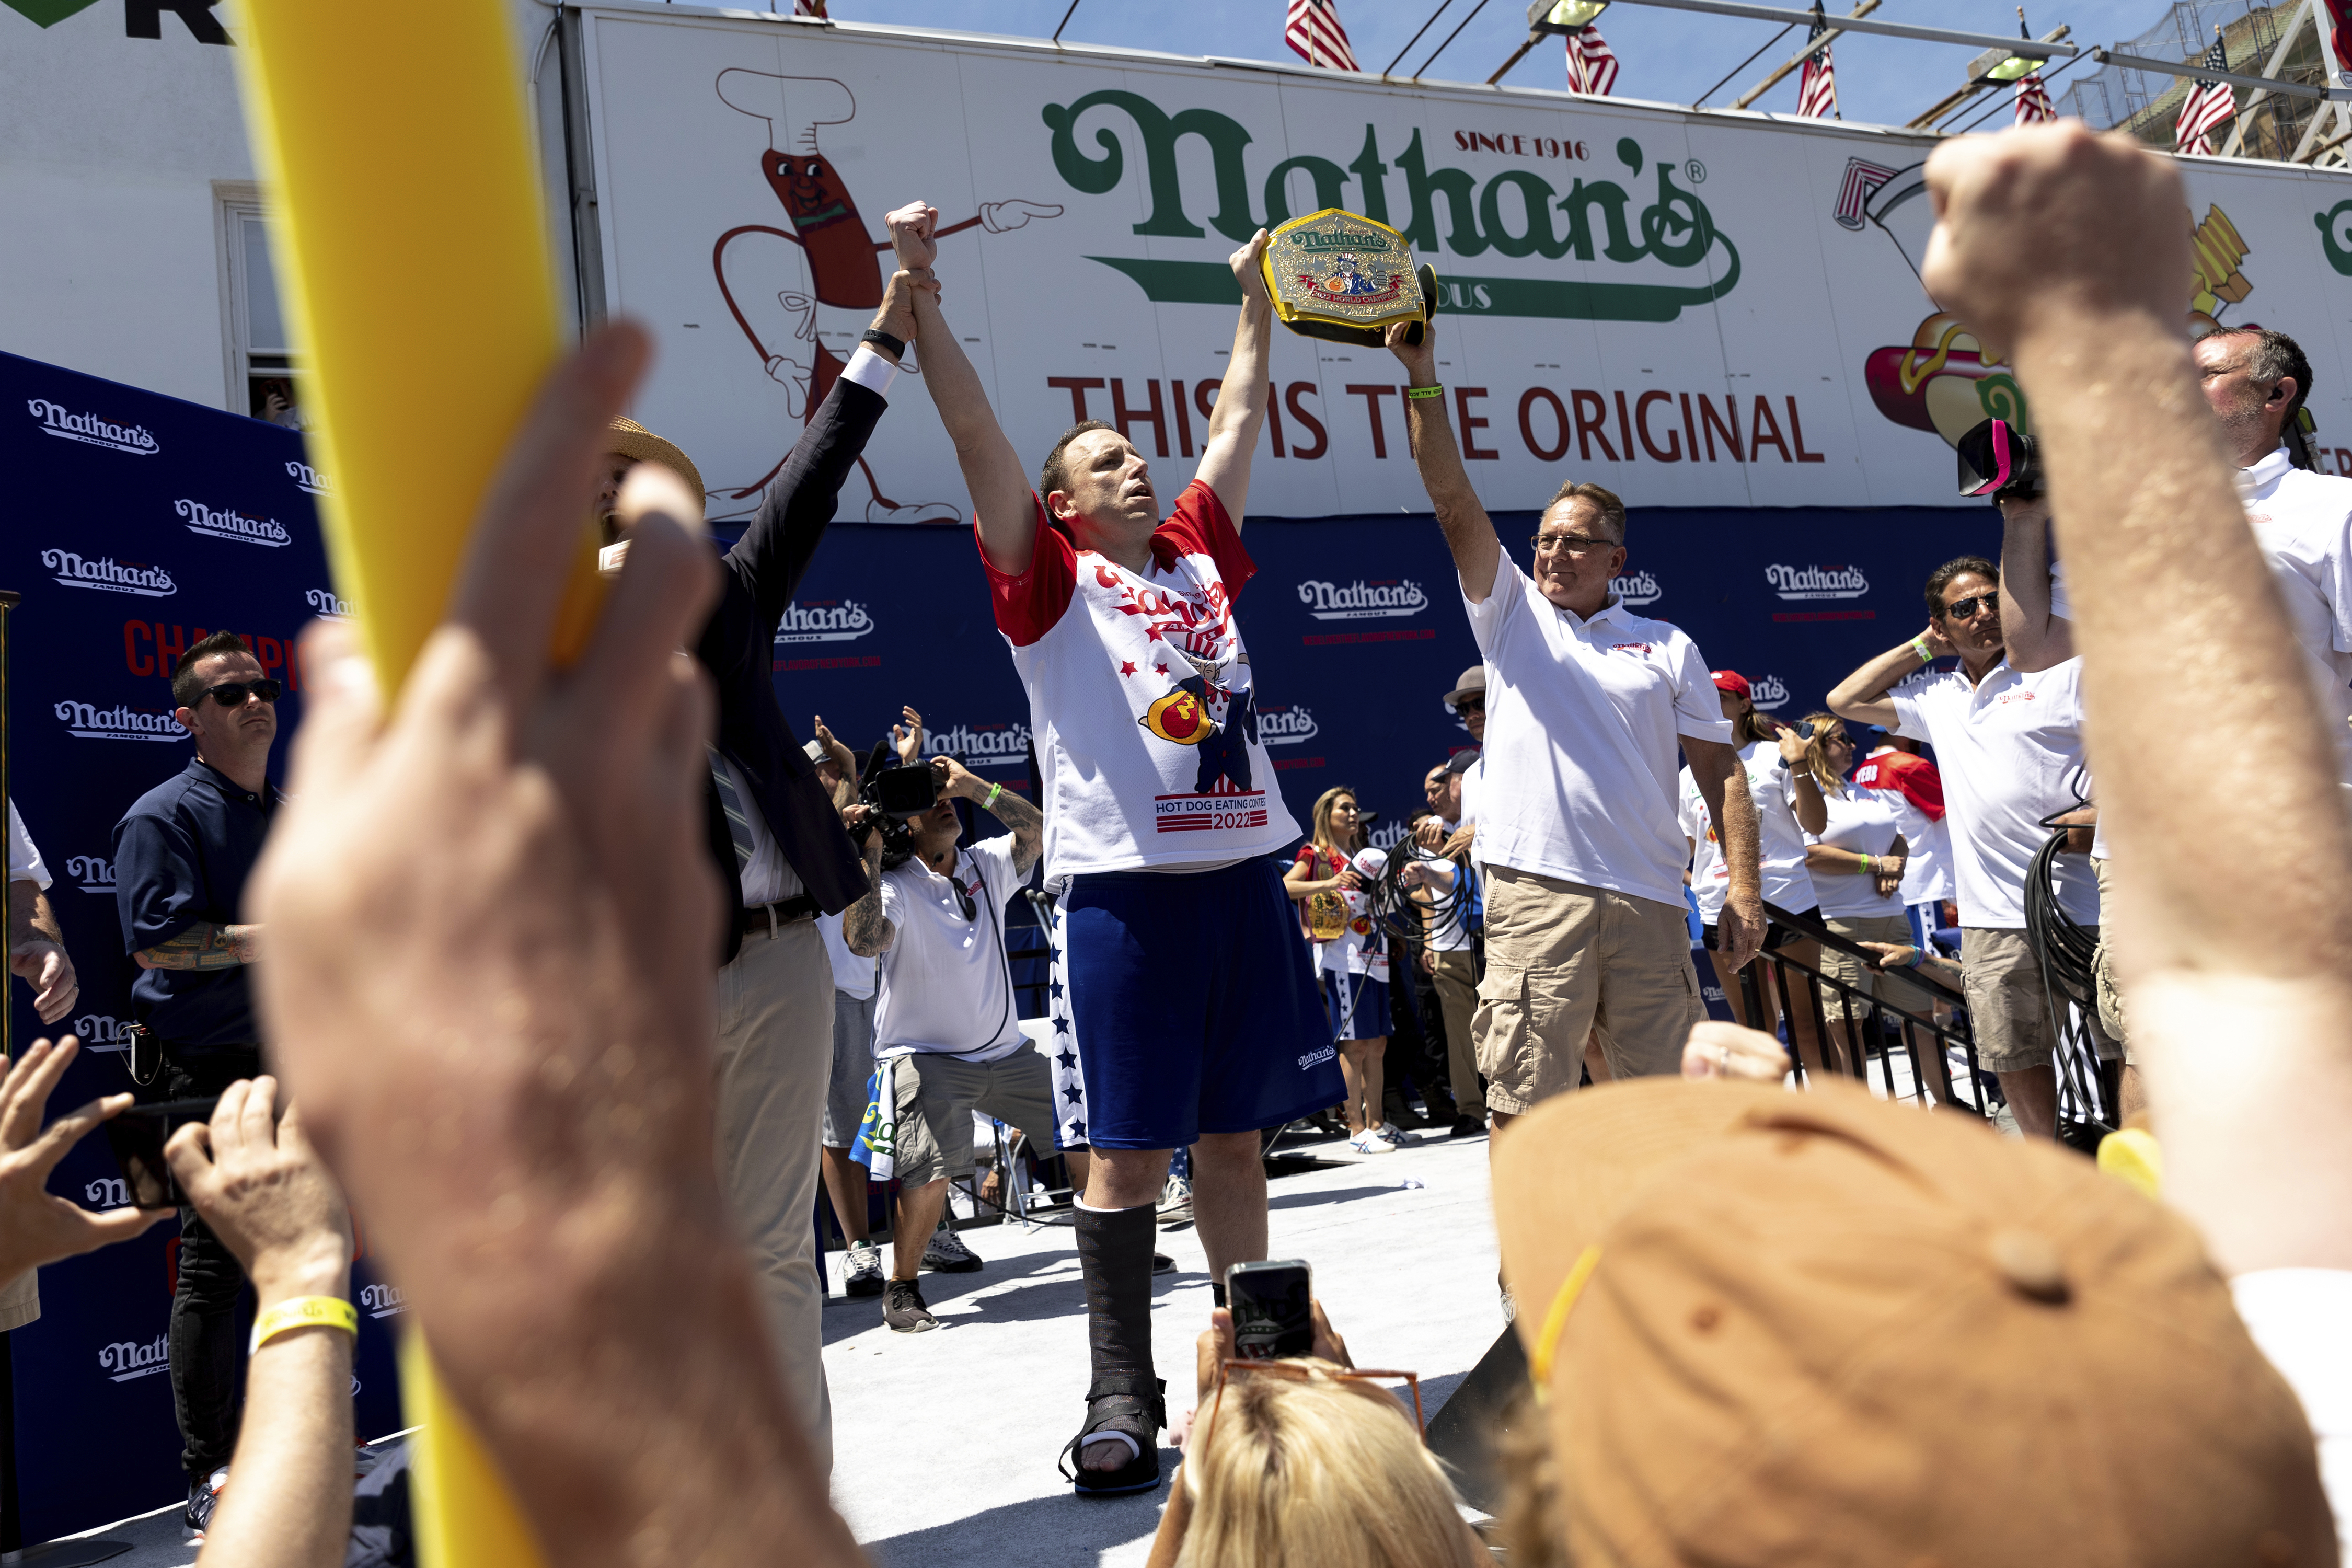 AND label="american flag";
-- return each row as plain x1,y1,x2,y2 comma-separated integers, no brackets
2014,70,2055,123
793,0,826,14
1565,21,1620,95
1286,0,1360,71
1795,3,1839,119
2175,29,2236,154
